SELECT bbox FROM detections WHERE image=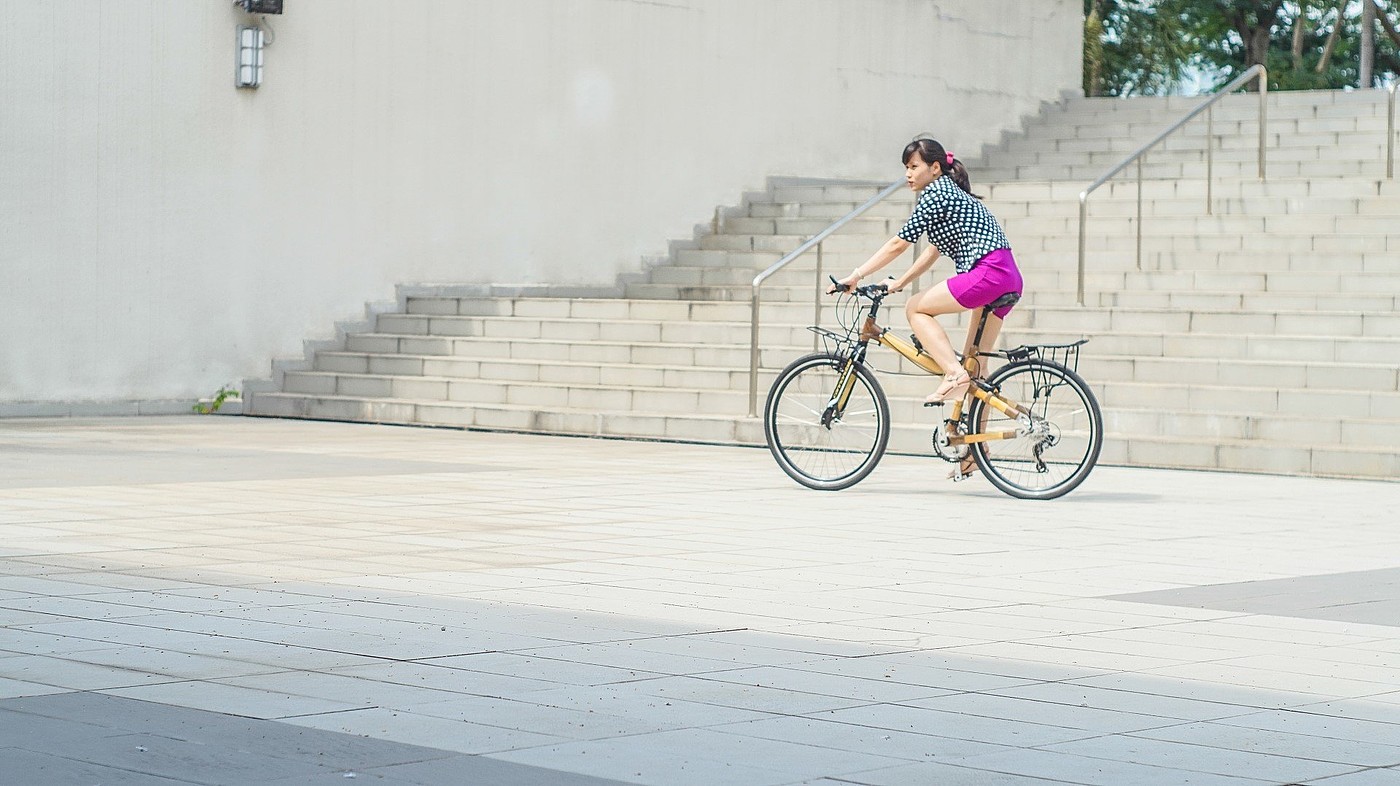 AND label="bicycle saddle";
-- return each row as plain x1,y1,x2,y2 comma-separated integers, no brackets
988,292,1020,310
